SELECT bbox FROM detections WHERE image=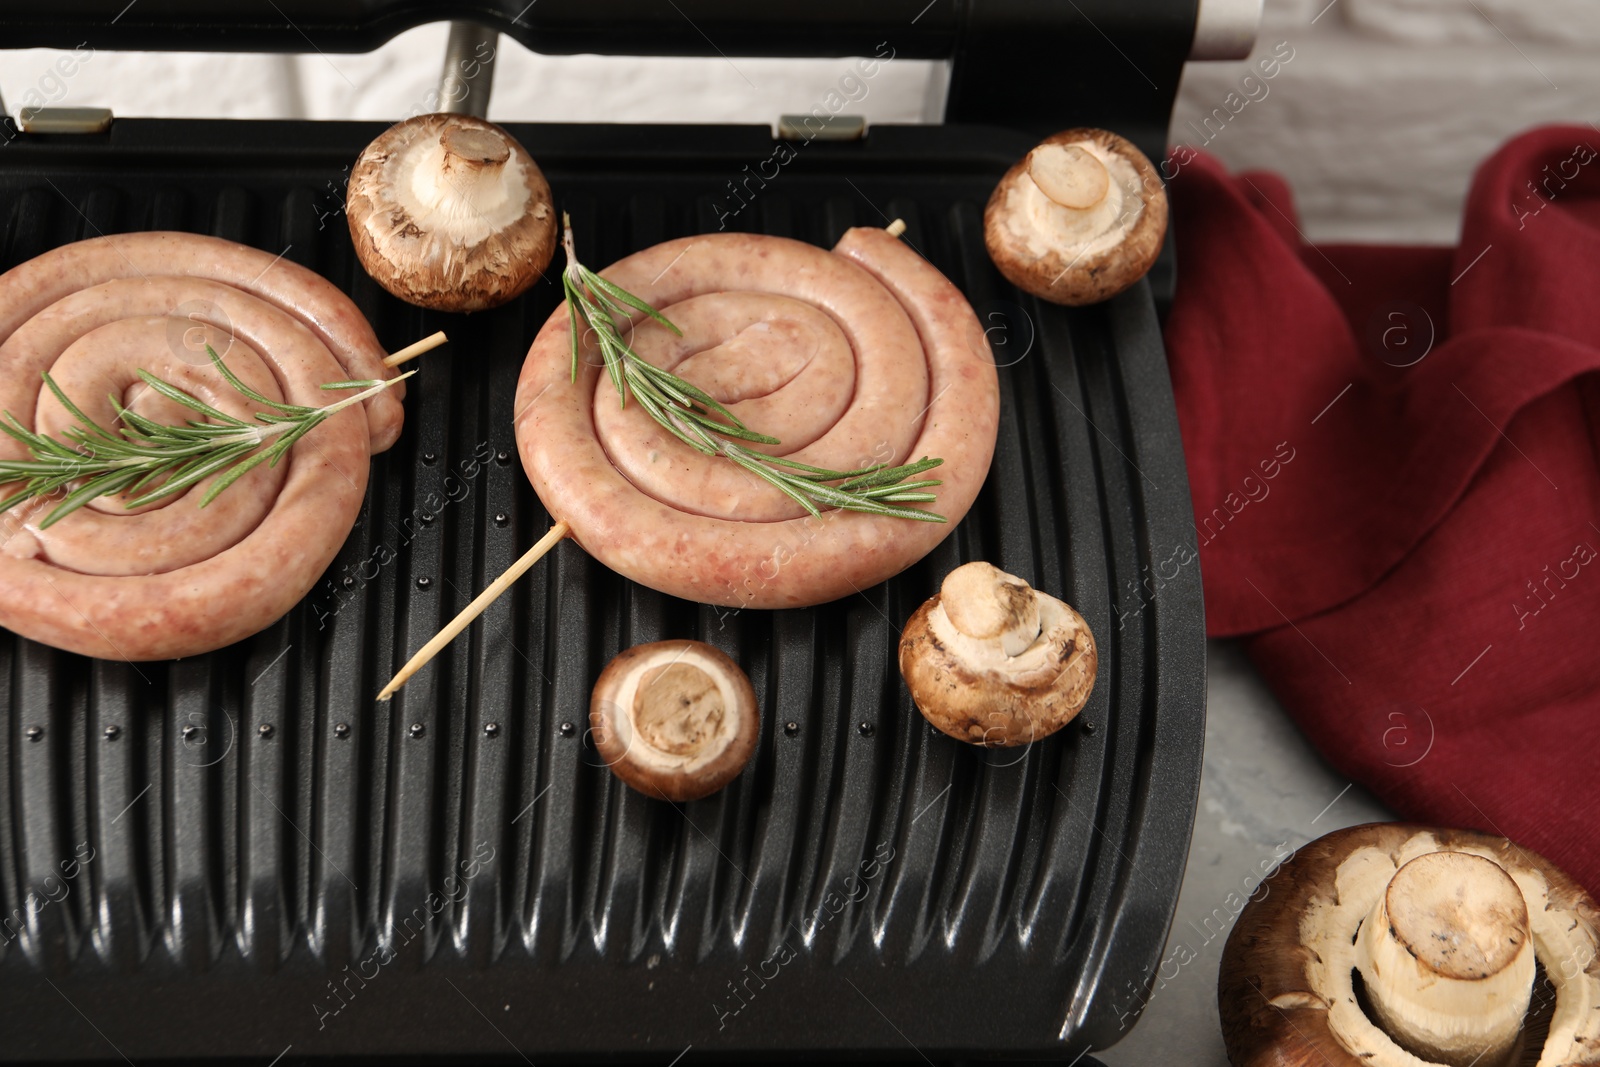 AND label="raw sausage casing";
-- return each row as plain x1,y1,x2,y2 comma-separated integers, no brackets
0,235,398,660
516,229,999,609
